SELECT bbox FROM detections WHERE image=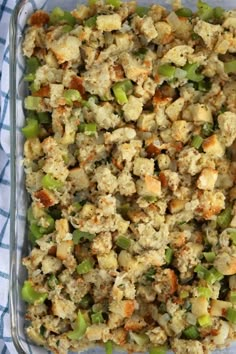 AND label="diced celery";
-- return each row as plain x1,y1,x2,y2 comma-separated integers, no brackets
50,7,76,26
229,231,236,245
84,16,97,27
105,340,113,354
191,135,203,149
115,236,131,250
41,174,63,190
229,291,236,304
47,274,59,289
197,287,212,299
182,325,199,339
217,207,233,229
21,119,40,138
67,311,88,340
175,7,192,17
39,214,55,234
113,86,128,105
73,229,96,244
205,267,224,284
198,314,212,327
26,57,40,74
130,332,149,346
24,73,36,82
91,311,104,324
158,64,176,78
136,6,149,17
62,24,73,33
79,294,93,309
226,308,236,324
183,63,204,82
213,6,224,19
197,0,214,21
201,122,213,137
64,89,82,106
24,96,41,110
37,112,51,124
194,264,208,279
63,11,76,26
203,252,216,263
21,280,47,304
165,247,174,264
180,290,189,299
77,259,94,274
106,0,121,8
224,60,236,74
149,345,168,354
